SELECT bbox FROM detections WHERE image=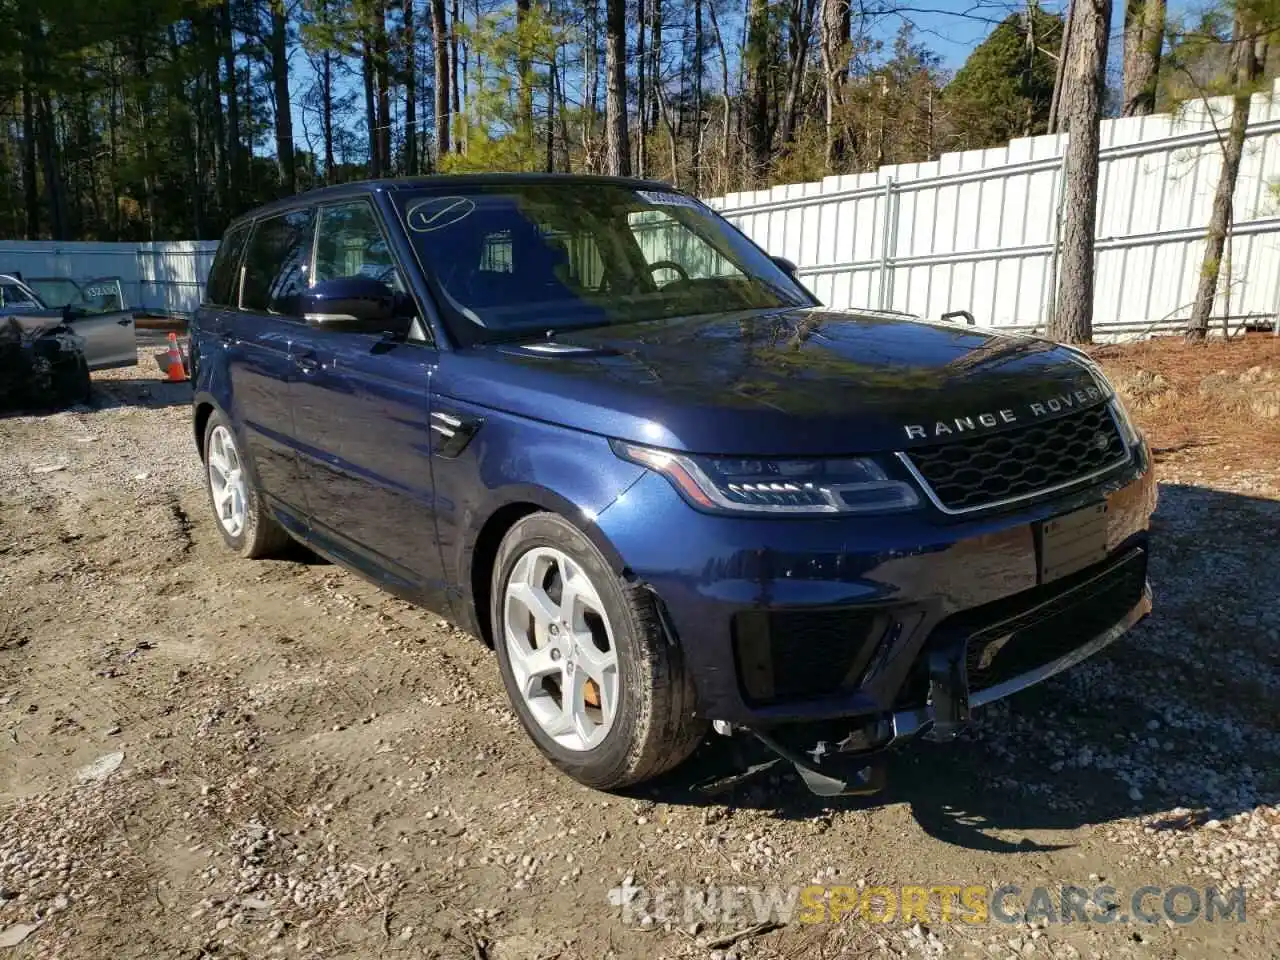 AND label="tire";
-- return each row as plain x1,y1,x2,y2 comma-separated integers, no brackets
202,411,292,559
50,354,91,408
491,512,706,790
